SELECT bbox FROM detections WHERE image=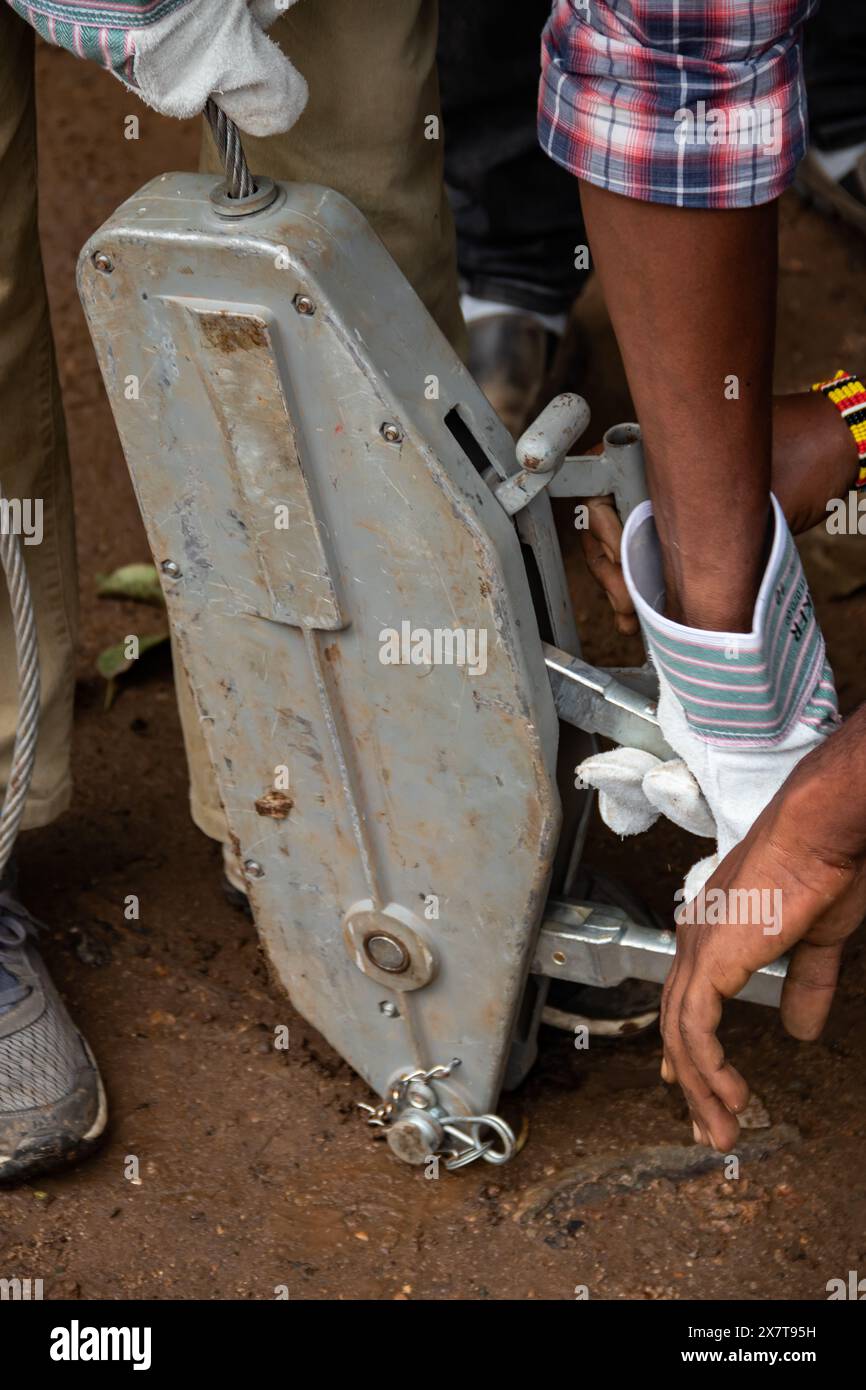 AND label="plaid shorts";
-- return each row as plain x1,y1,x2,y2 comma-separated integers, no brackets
539,0,821,208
